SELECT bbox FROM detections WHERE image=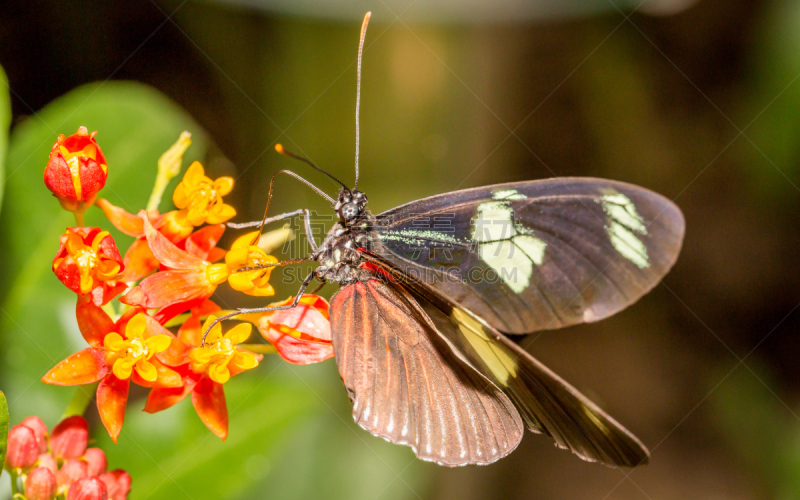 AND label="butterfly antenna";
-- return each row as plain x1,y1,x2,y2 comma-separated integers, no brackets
354,11,371,191
275,144,348,190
